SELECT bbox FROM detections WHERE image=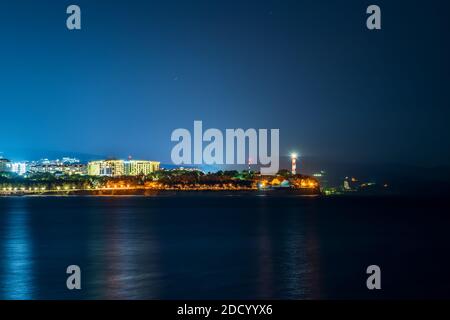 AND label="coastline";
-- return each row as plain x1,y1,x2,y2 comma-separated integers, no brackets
0,188,322,197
